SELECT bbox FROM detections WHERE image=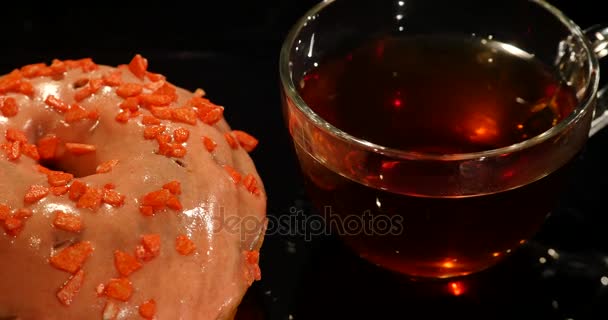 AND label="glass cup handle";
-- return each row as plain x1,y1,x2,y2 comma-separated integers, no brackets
586,25,608,137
